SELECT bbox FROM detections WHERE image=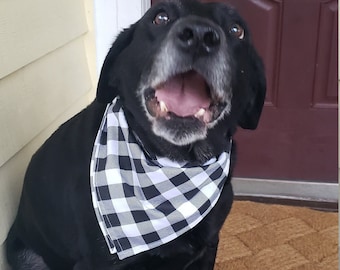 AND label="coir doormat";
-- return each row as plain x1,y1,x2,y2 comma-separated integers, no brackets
215,201,338,270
